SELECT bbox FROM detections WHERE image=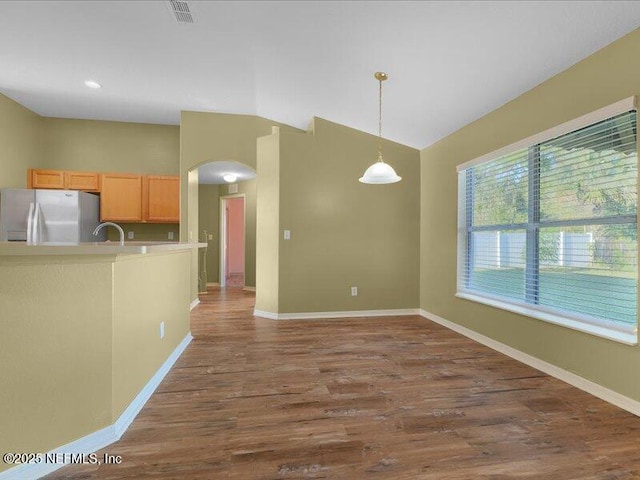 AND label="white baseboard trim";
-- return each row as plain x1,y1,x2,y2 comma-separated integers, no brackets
0,333,193,480
113,332,192,437
419,309,640,417
253,309,279,319
254,308,420,320
242,286,256,292
190,298,200,311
